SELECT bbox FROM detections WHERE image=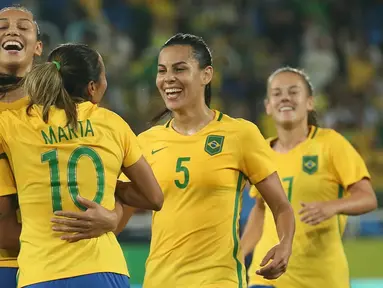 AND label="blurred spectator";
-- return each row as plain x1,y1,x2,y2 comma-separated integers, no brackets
300,25,338,93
